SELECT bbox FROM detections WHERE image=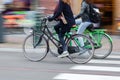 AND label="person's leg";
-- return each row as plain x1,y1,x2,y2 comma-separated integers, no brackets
54,22,60,34
77,22,92,47
57,32,69,58
58,32,67,51
58,24,69,58
75,18,82,25
77,22,91,34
